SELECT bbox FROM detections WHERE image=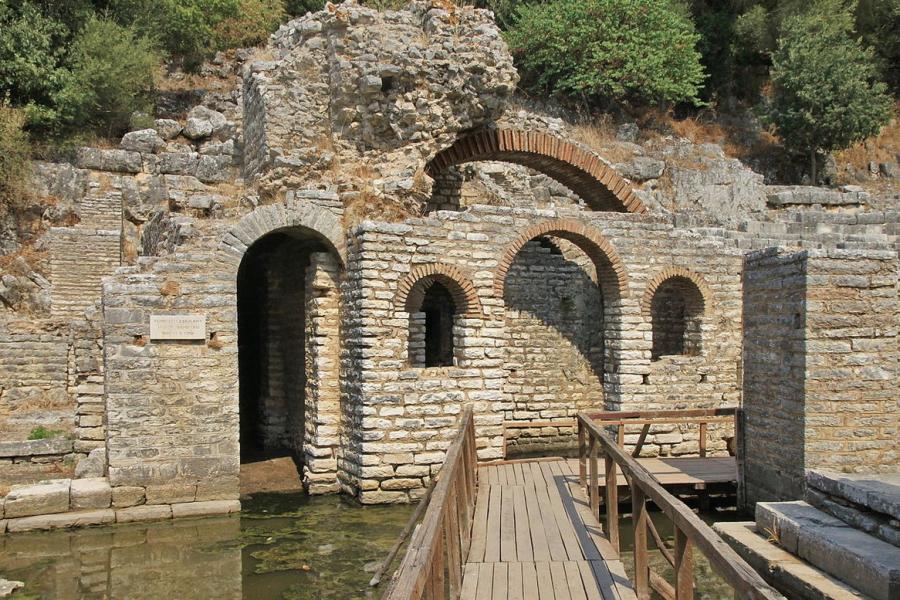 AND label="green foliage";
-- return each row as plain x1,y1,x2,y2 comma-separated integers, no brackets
856,0,900,93
506,0,707,107
0,102,32,213
27,426,64,440
59,16,161,136
215,0,287,49
110,0,240,70
285,0,326,14
764,0,893,178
